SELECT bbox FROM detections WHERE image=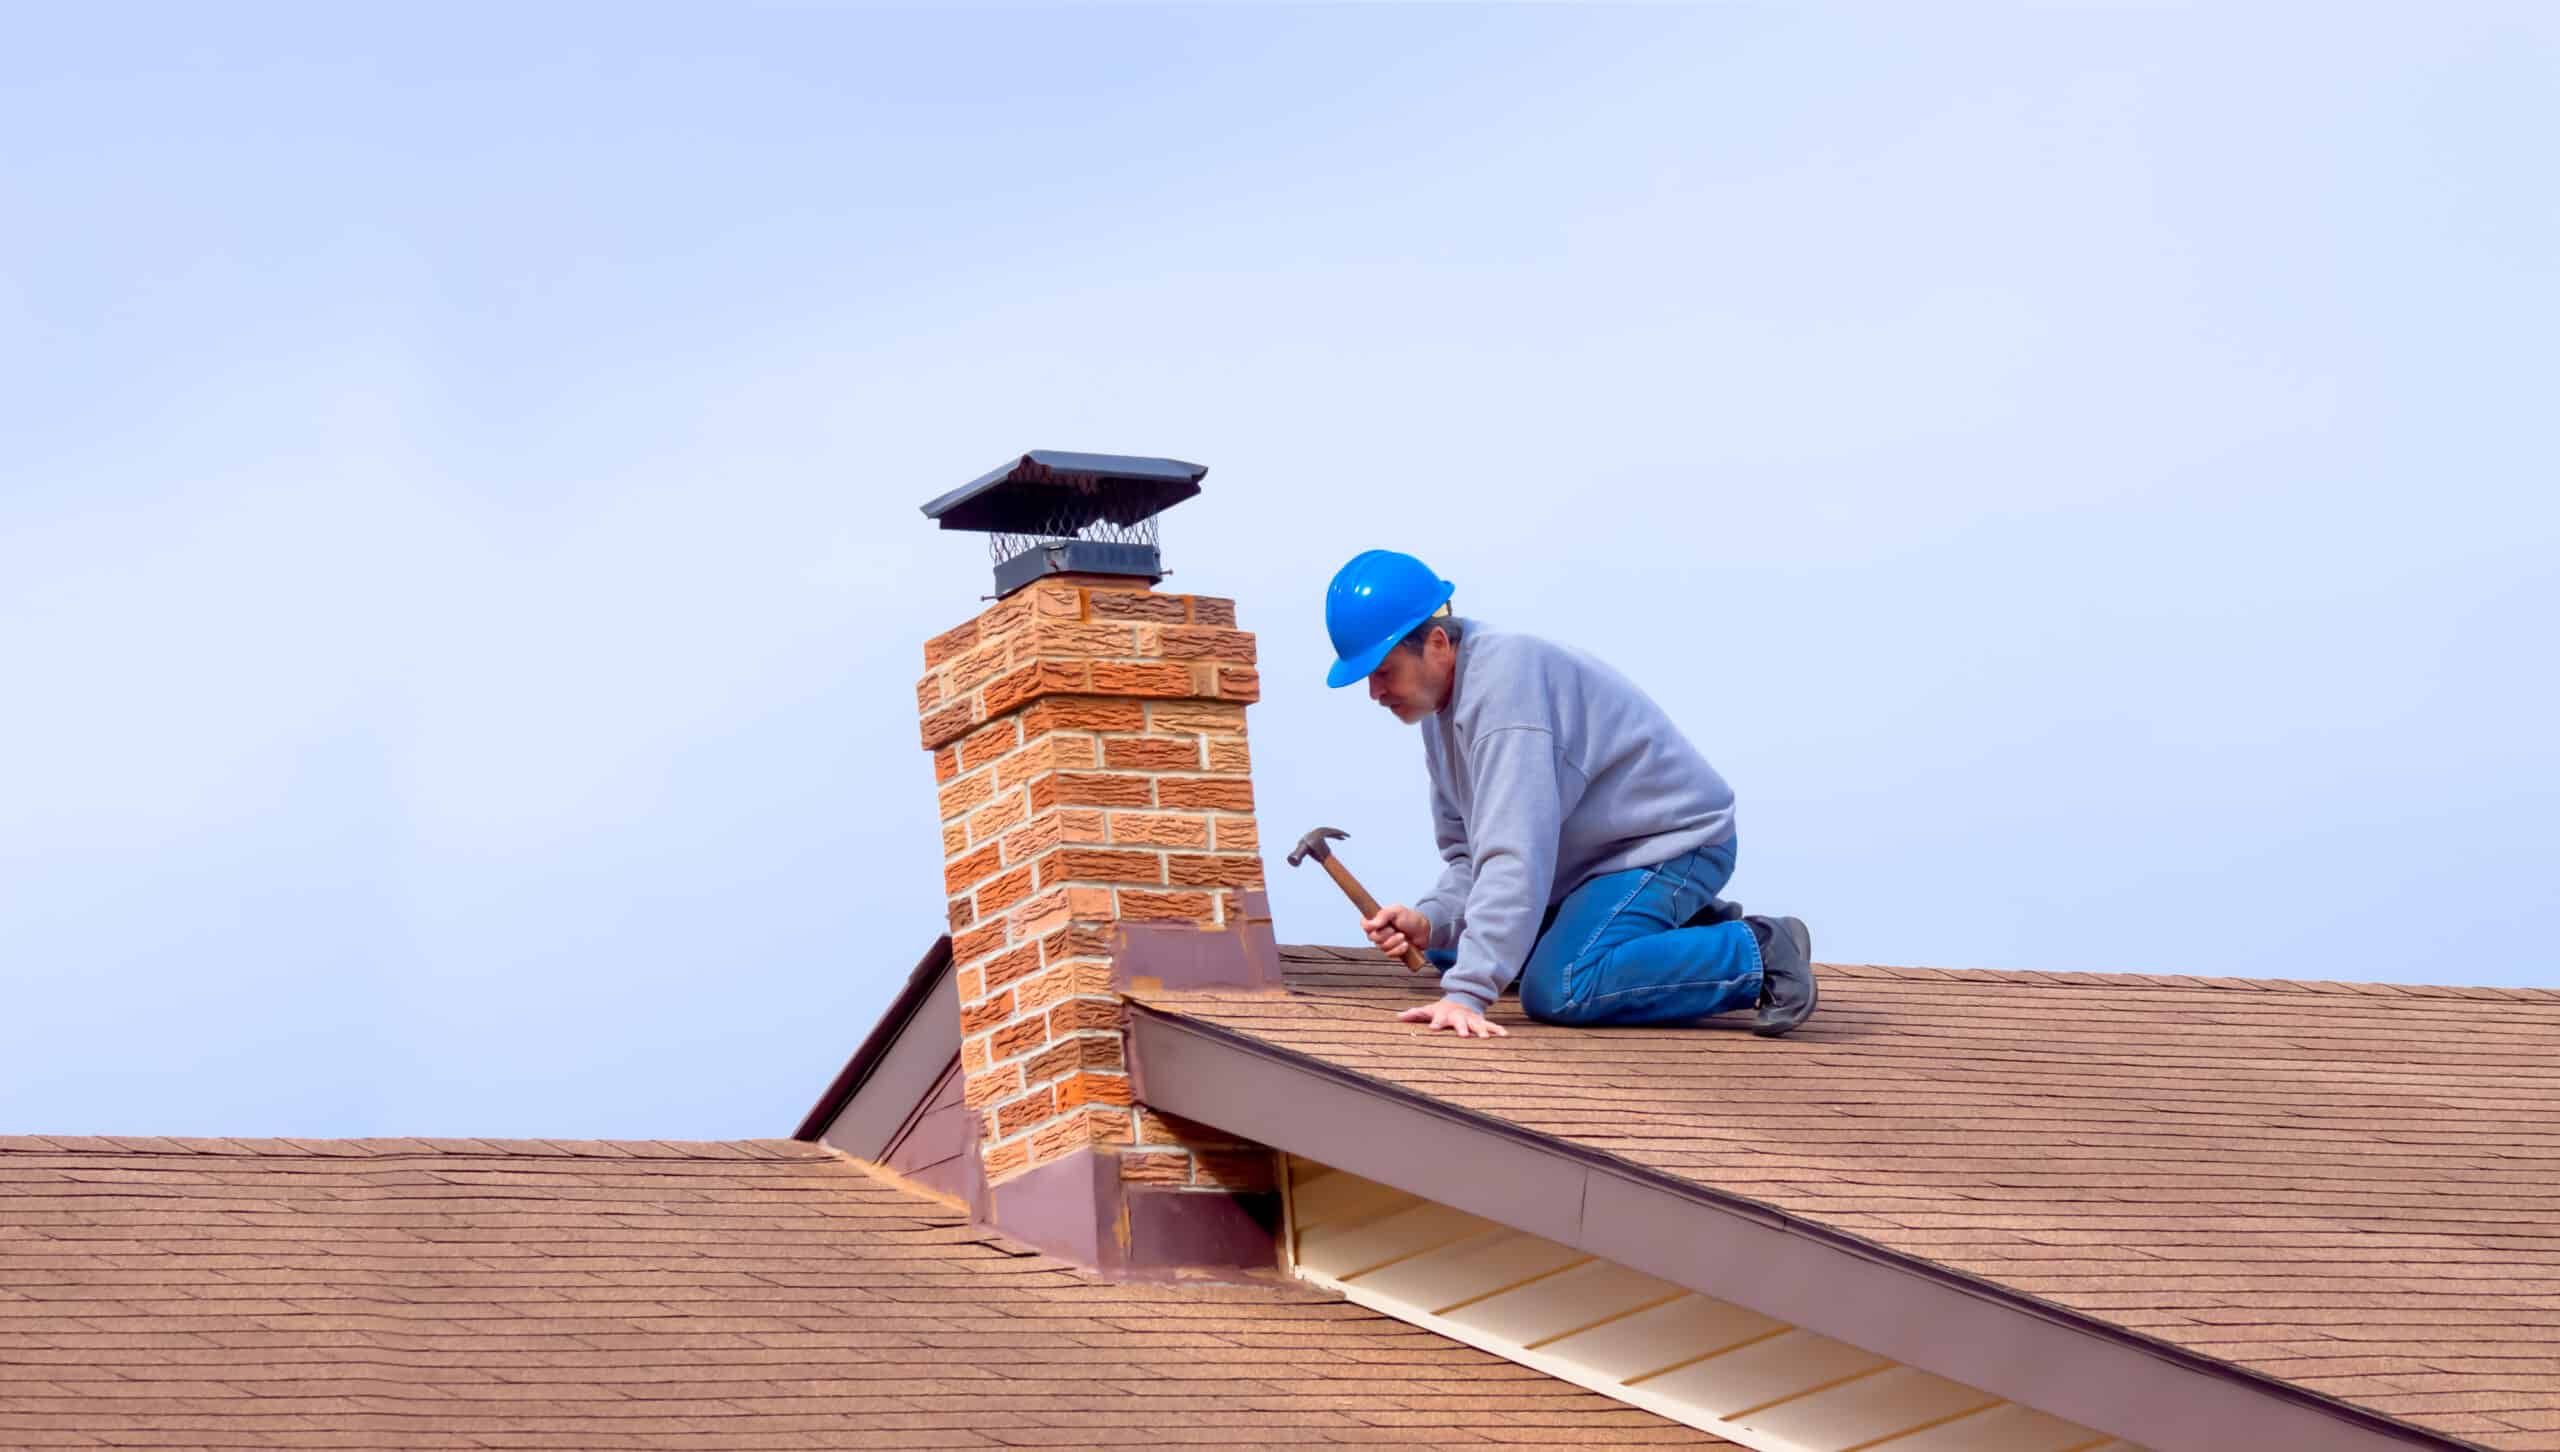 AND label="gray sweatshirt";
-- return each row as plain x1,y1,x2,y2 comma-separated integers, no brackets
1410,622,1736,1012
